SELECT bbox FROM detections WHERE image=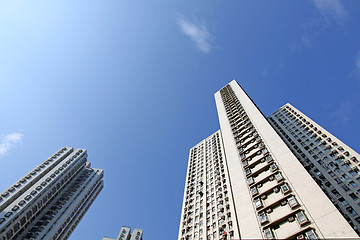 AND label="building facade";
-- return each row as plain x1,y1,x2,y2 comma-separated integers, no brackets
0,147,104,240
178,131,241,240
268,103,360,234
103,226,143,240
178,80,358,239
